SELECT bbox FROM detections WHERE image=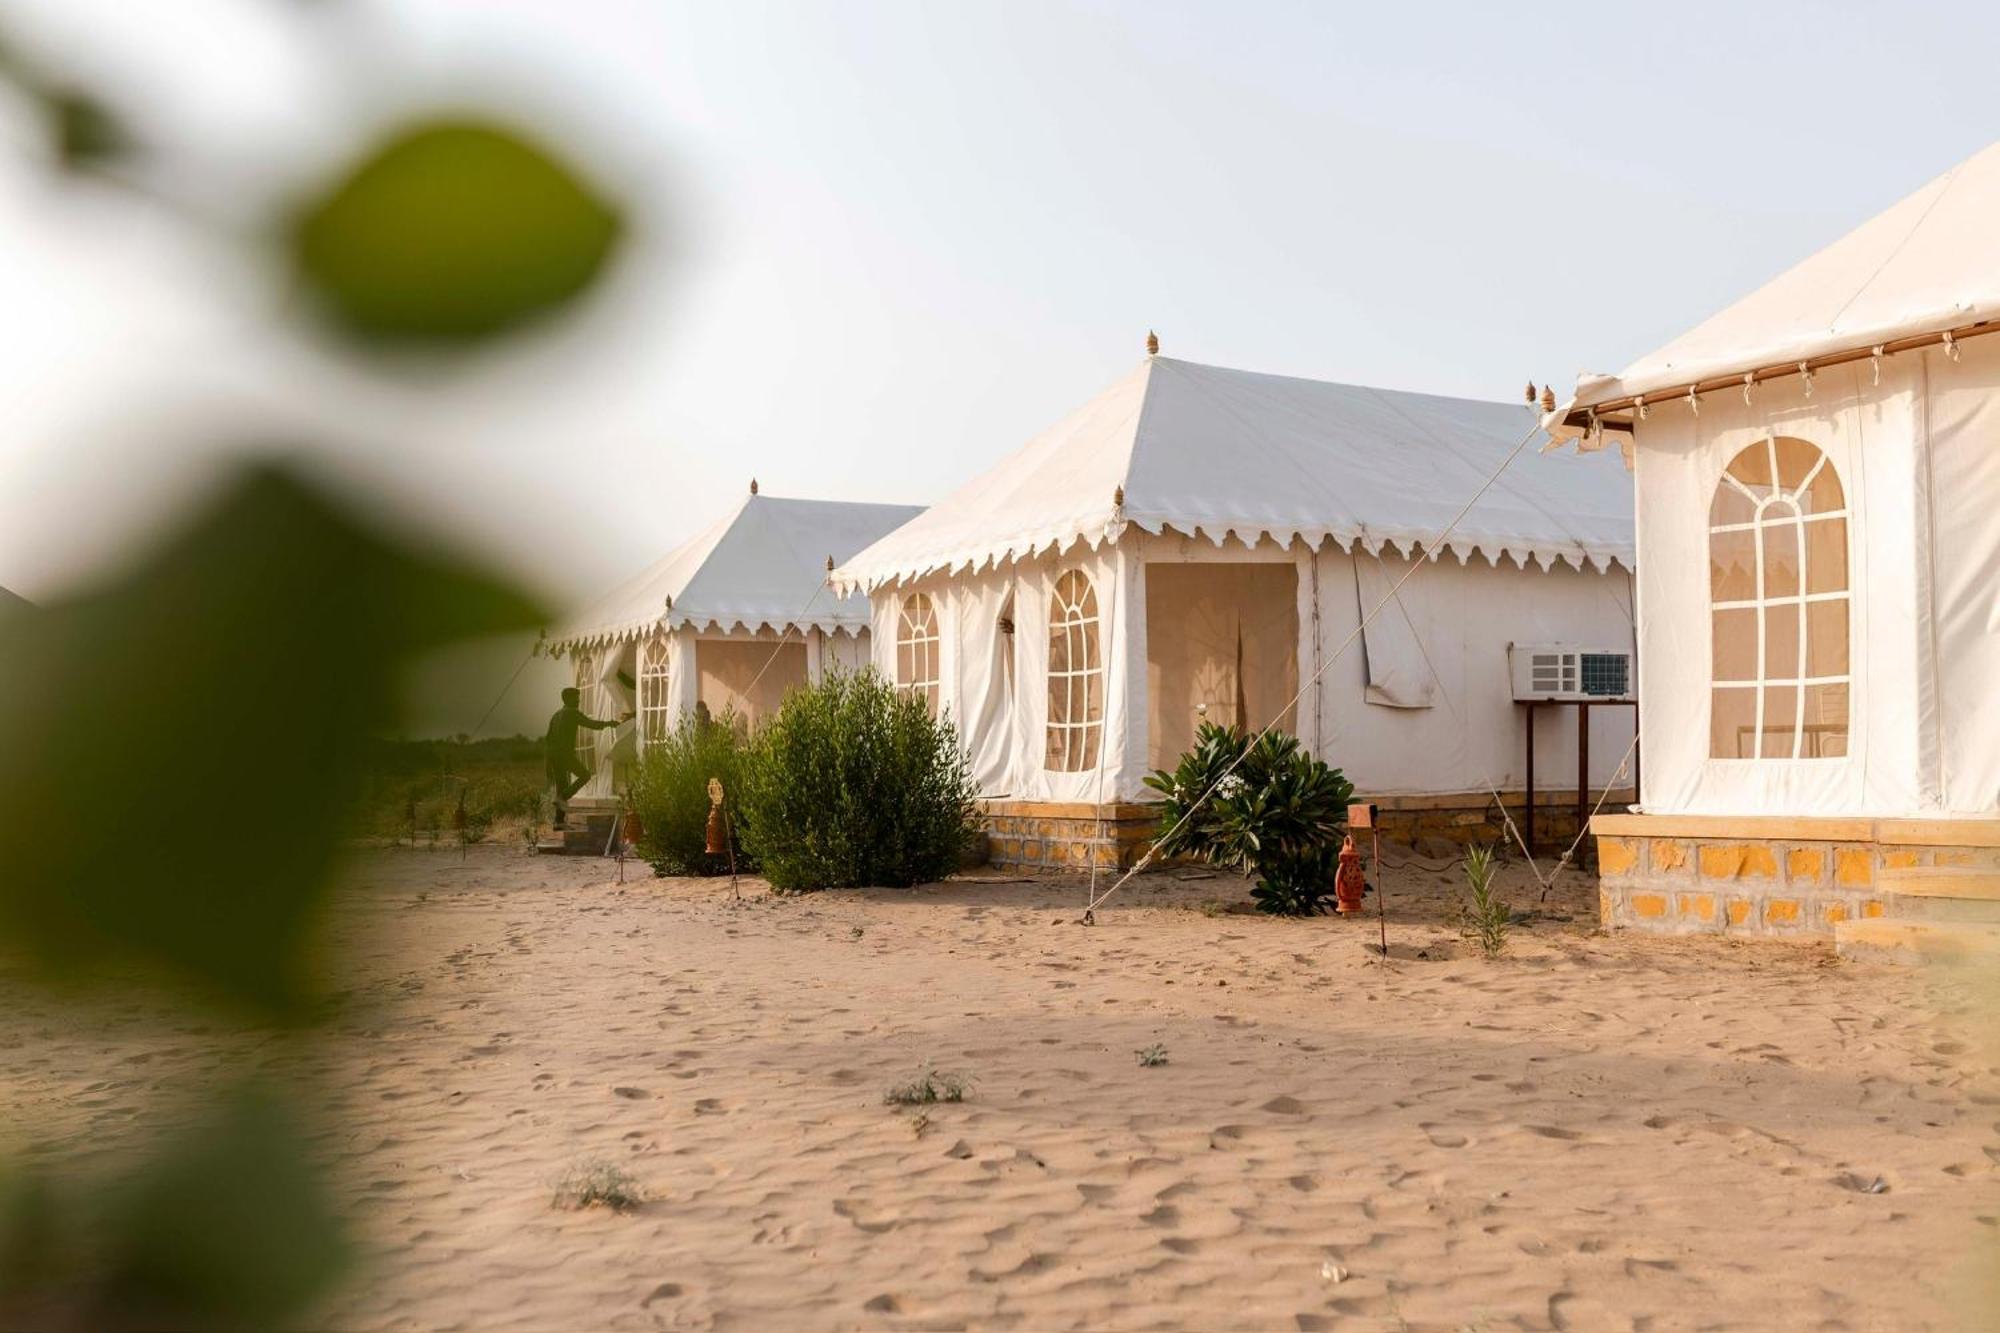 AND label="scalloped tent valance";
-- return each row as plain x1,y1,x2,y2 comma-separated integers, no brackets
834,357,1634,593
548,494,924,654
